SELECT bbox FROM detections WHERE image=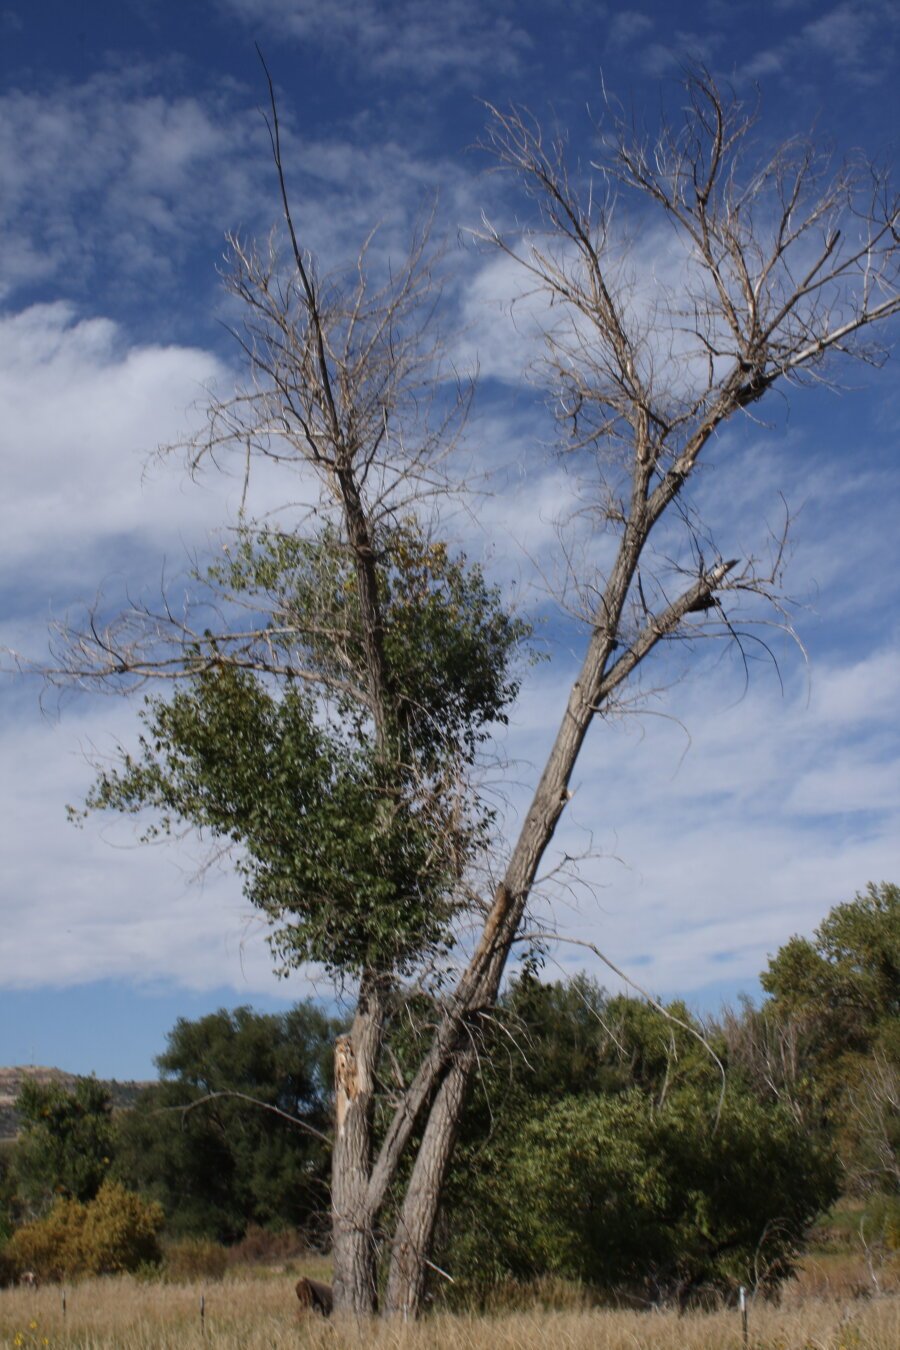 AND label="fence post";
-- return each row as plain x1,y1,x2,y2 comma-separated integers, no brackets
200,1292,206,1335
739,1285,748,1347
